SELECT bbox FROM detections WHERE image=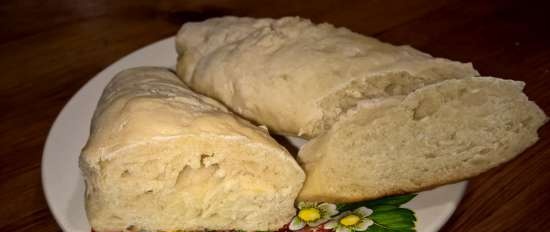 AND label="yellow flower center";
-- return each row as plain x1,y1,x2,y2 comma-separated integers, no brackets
340,214,361,226
298,208,321,222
